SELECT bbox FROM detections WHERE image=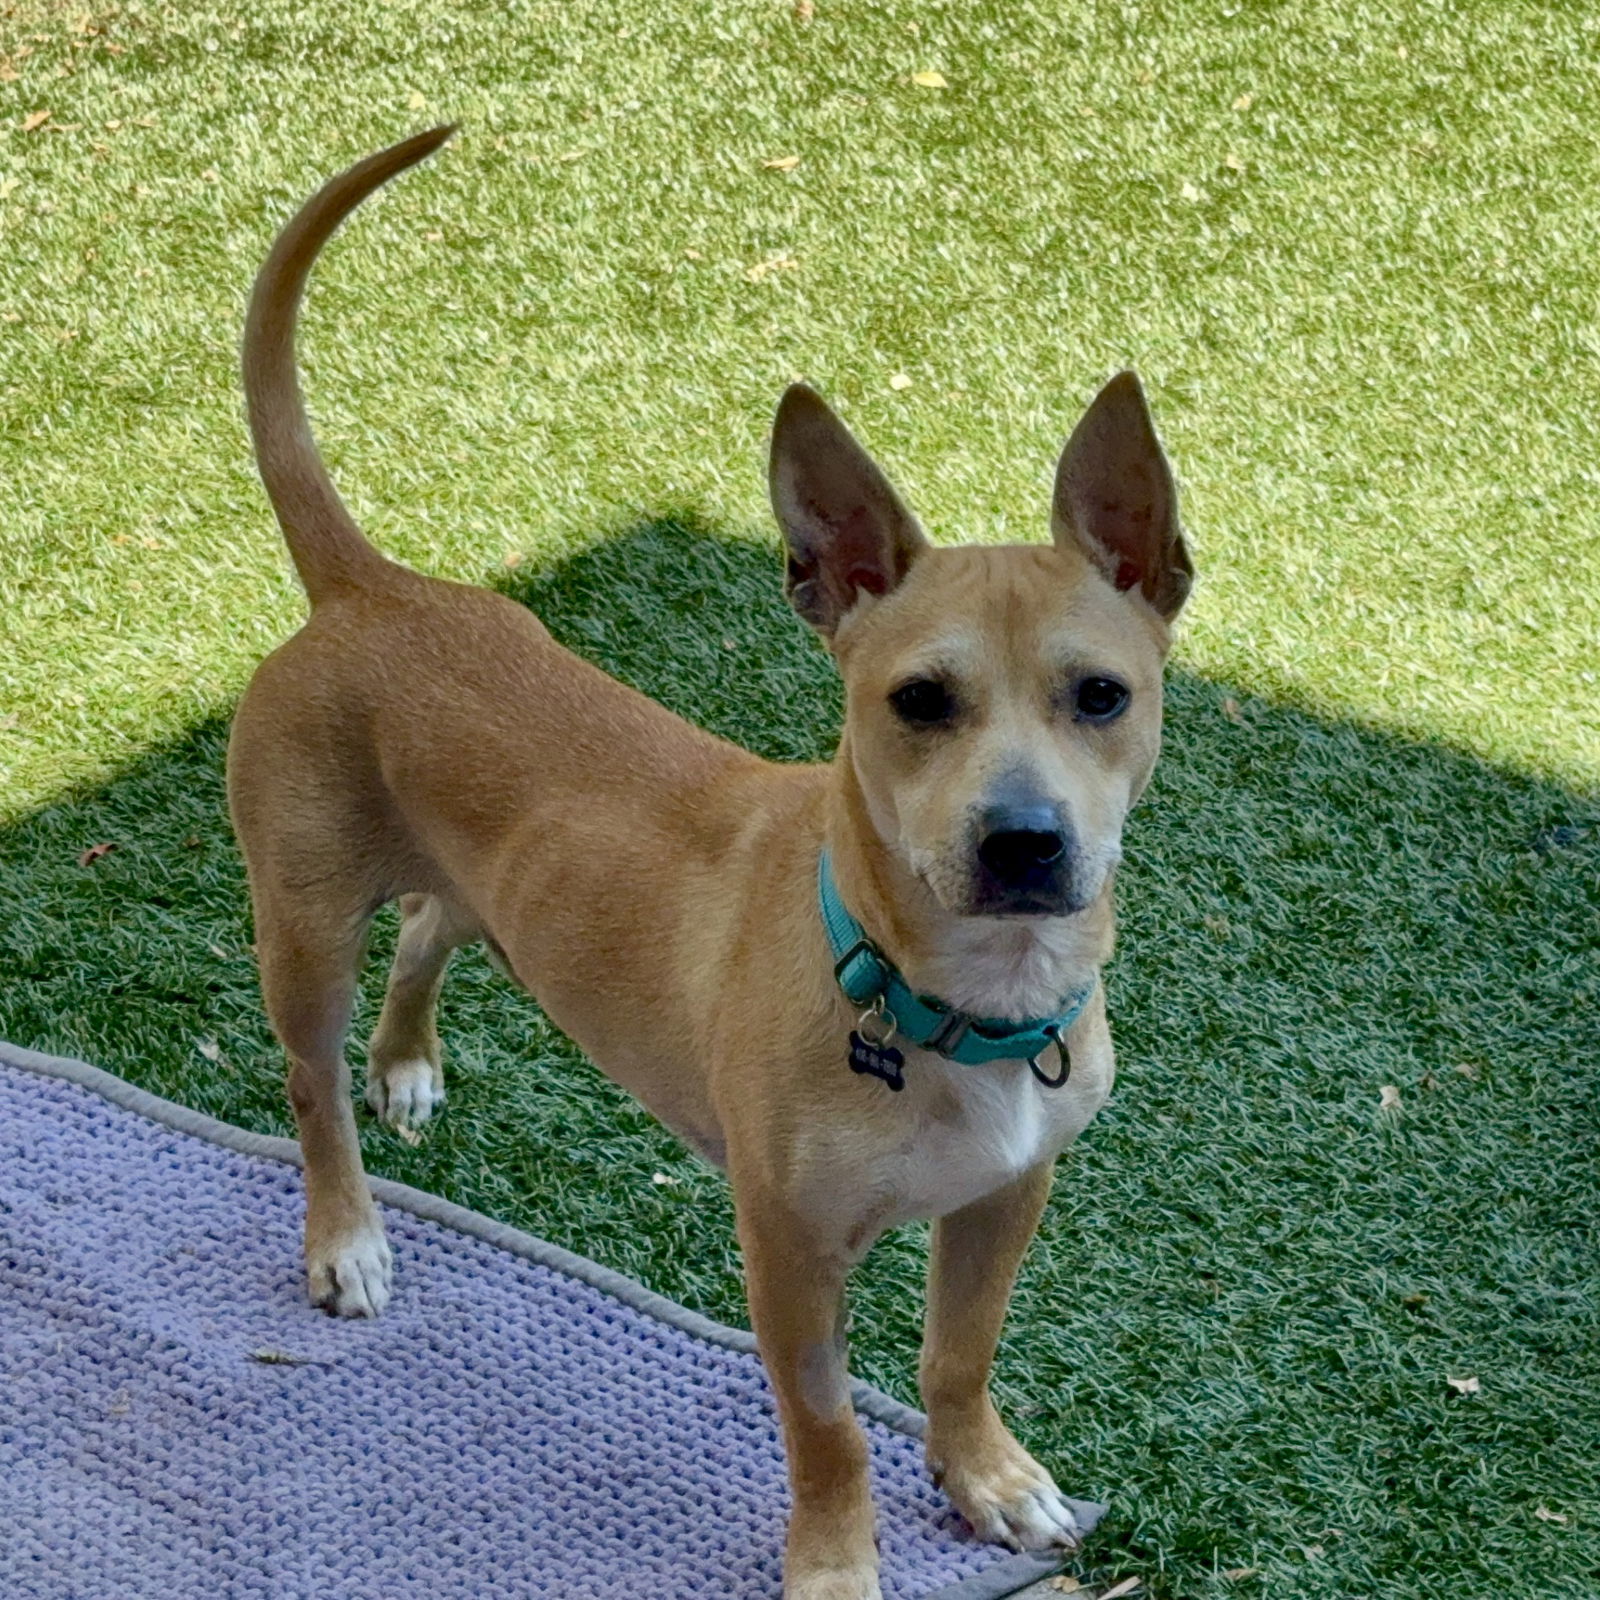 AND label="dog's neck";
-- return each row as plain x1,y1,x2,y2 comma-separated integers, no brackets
823,750,1114,1025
